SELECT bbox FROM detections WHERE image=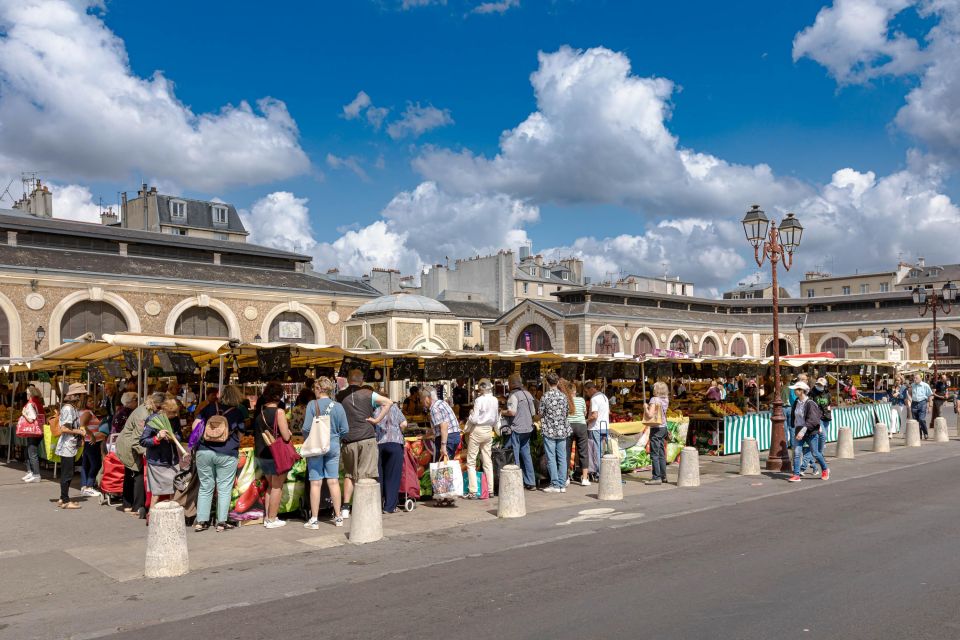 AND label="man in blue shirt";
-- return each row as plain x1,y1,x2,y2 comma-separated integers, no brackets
907,374,933,439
